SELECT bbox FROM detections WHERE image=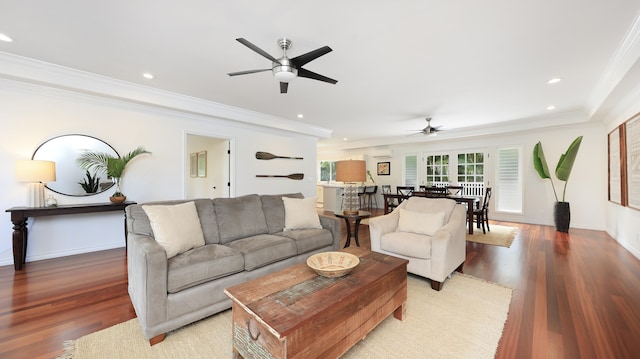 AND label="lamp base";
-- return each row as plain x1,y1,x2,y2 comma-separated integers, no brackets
343,209,359,215
26,182,46,207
